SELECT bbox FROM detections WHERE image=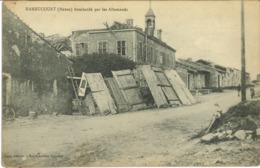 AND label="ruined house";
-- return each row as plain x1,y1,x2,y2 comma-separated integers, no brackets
2,4,72,115
45,34,72,57
176,59,218,90
196,59,250,87
196,59,227,88
176,58,251,90
70,7,176,69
